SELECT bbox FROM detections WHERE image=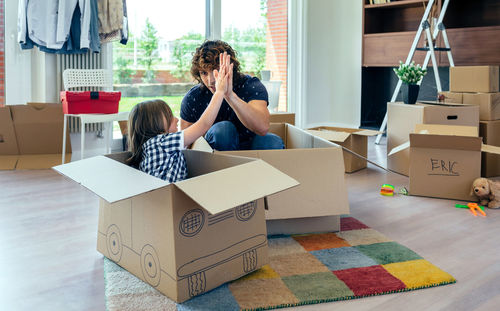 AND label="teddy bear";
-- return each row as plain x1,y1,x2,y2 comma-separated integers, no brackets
471,178,500,209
